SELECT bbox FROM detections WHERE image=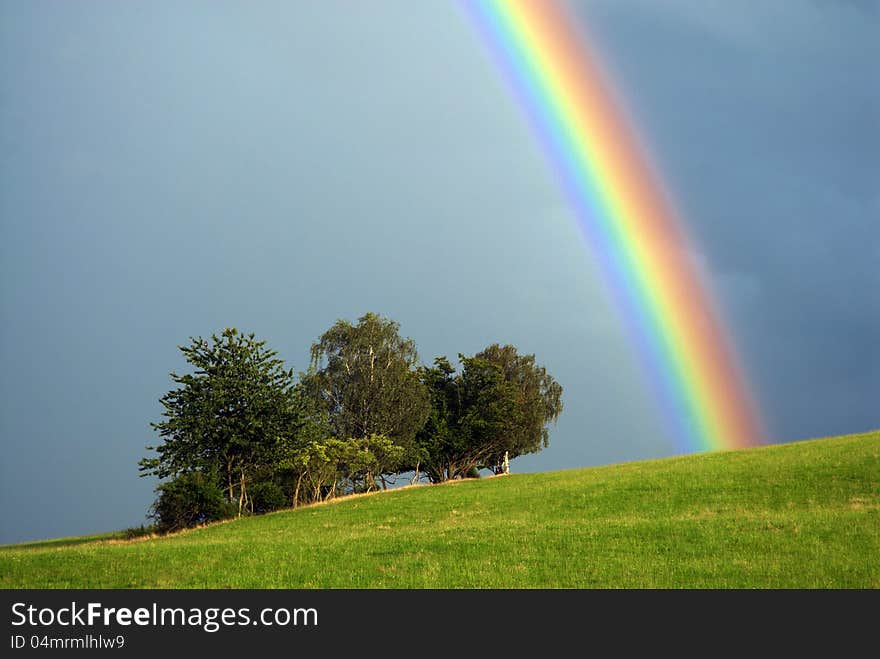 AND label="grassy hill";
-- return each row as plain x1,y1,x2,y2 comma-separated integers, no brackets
2,430,878,588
